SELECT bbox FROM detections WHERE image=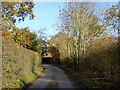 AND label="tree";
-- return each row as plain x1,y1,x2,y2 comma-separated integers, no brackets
57,2,106,68
48,44,60,64
104,4,118,31
104,3,119,87
50,2,119,88
1,1,35,40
